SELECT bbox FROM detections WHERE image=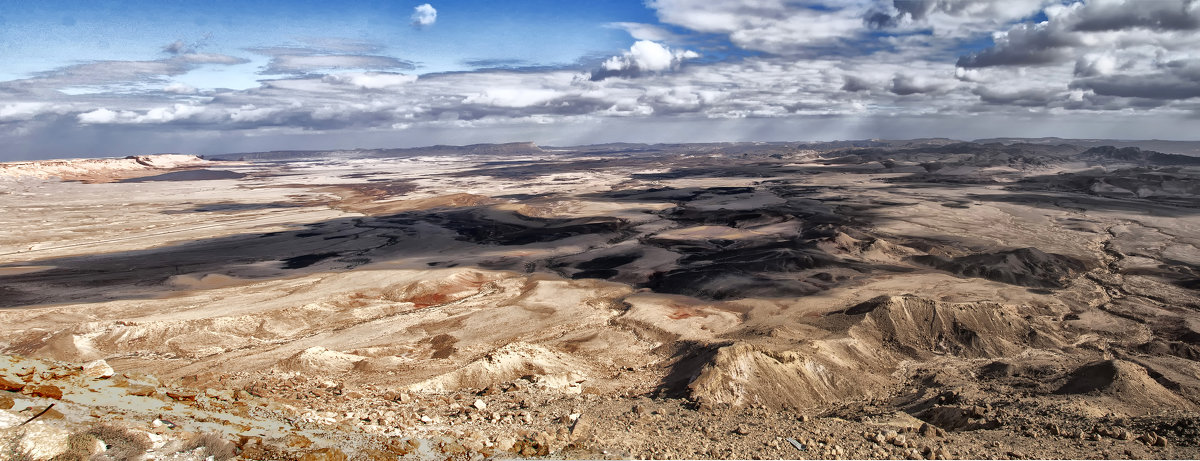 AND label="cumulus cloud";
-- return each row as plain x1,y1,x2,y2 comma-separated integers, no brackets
889,73,952,95
972,86,1061,106
6,2,1200,157
76,104,208,125
0,102,56,122
1074,53,1119,77
951,0,1200,108
866,0,1054,36
1070,73,1200,100
958,0,1200,69
1068,0,1200,32
77,108,124,124
463,88,562,108
646,0,870,54
412,4,437,28
591,40,699,81
842,75,874,92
